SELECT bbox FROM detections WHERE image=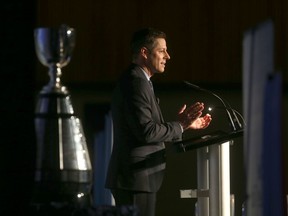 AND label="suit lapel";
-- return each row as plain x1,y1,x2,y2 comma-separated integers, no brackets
133,65,164,123
149,81,164,123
